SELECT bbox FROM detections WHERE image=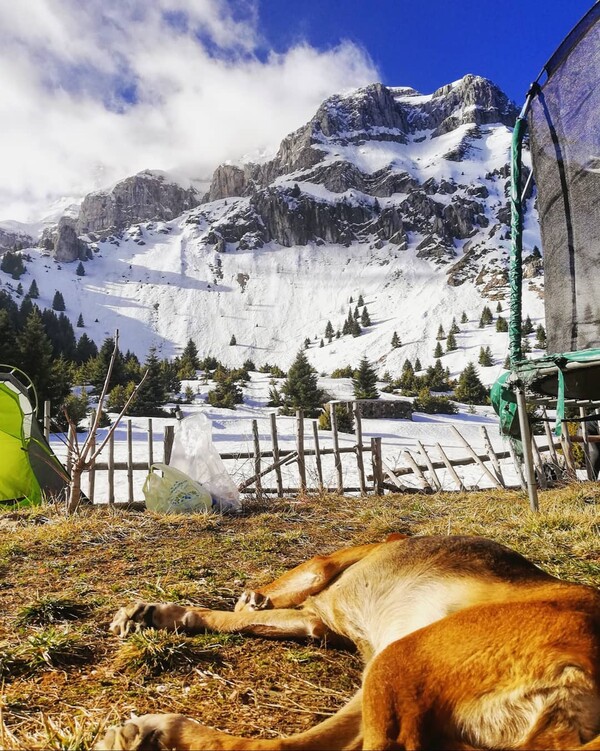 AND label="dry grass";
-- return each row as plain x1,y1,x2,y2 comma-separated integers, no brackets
0,484,599,749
